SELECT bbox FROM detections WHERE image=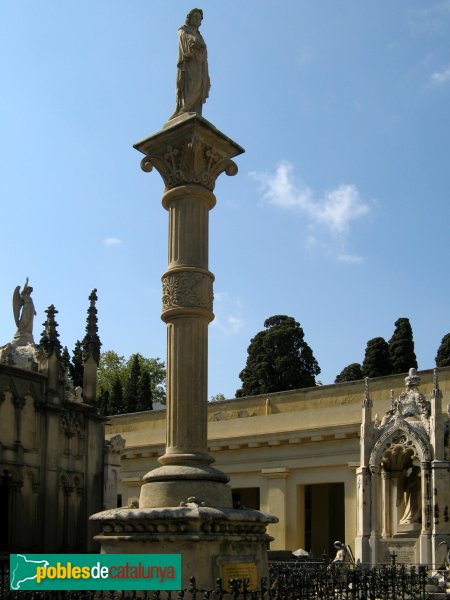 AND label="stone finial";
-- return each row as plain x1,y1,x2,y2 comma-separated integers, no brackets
405,367,421,388
362,377,372,408
433,368,439,391
82,289,101,365
390,389,395,409
38,305,62,359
